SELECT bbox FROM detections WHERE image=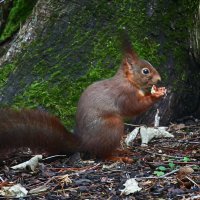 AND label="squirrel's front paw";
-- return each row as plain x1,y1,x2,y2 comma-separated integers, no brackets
151,85,167,98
